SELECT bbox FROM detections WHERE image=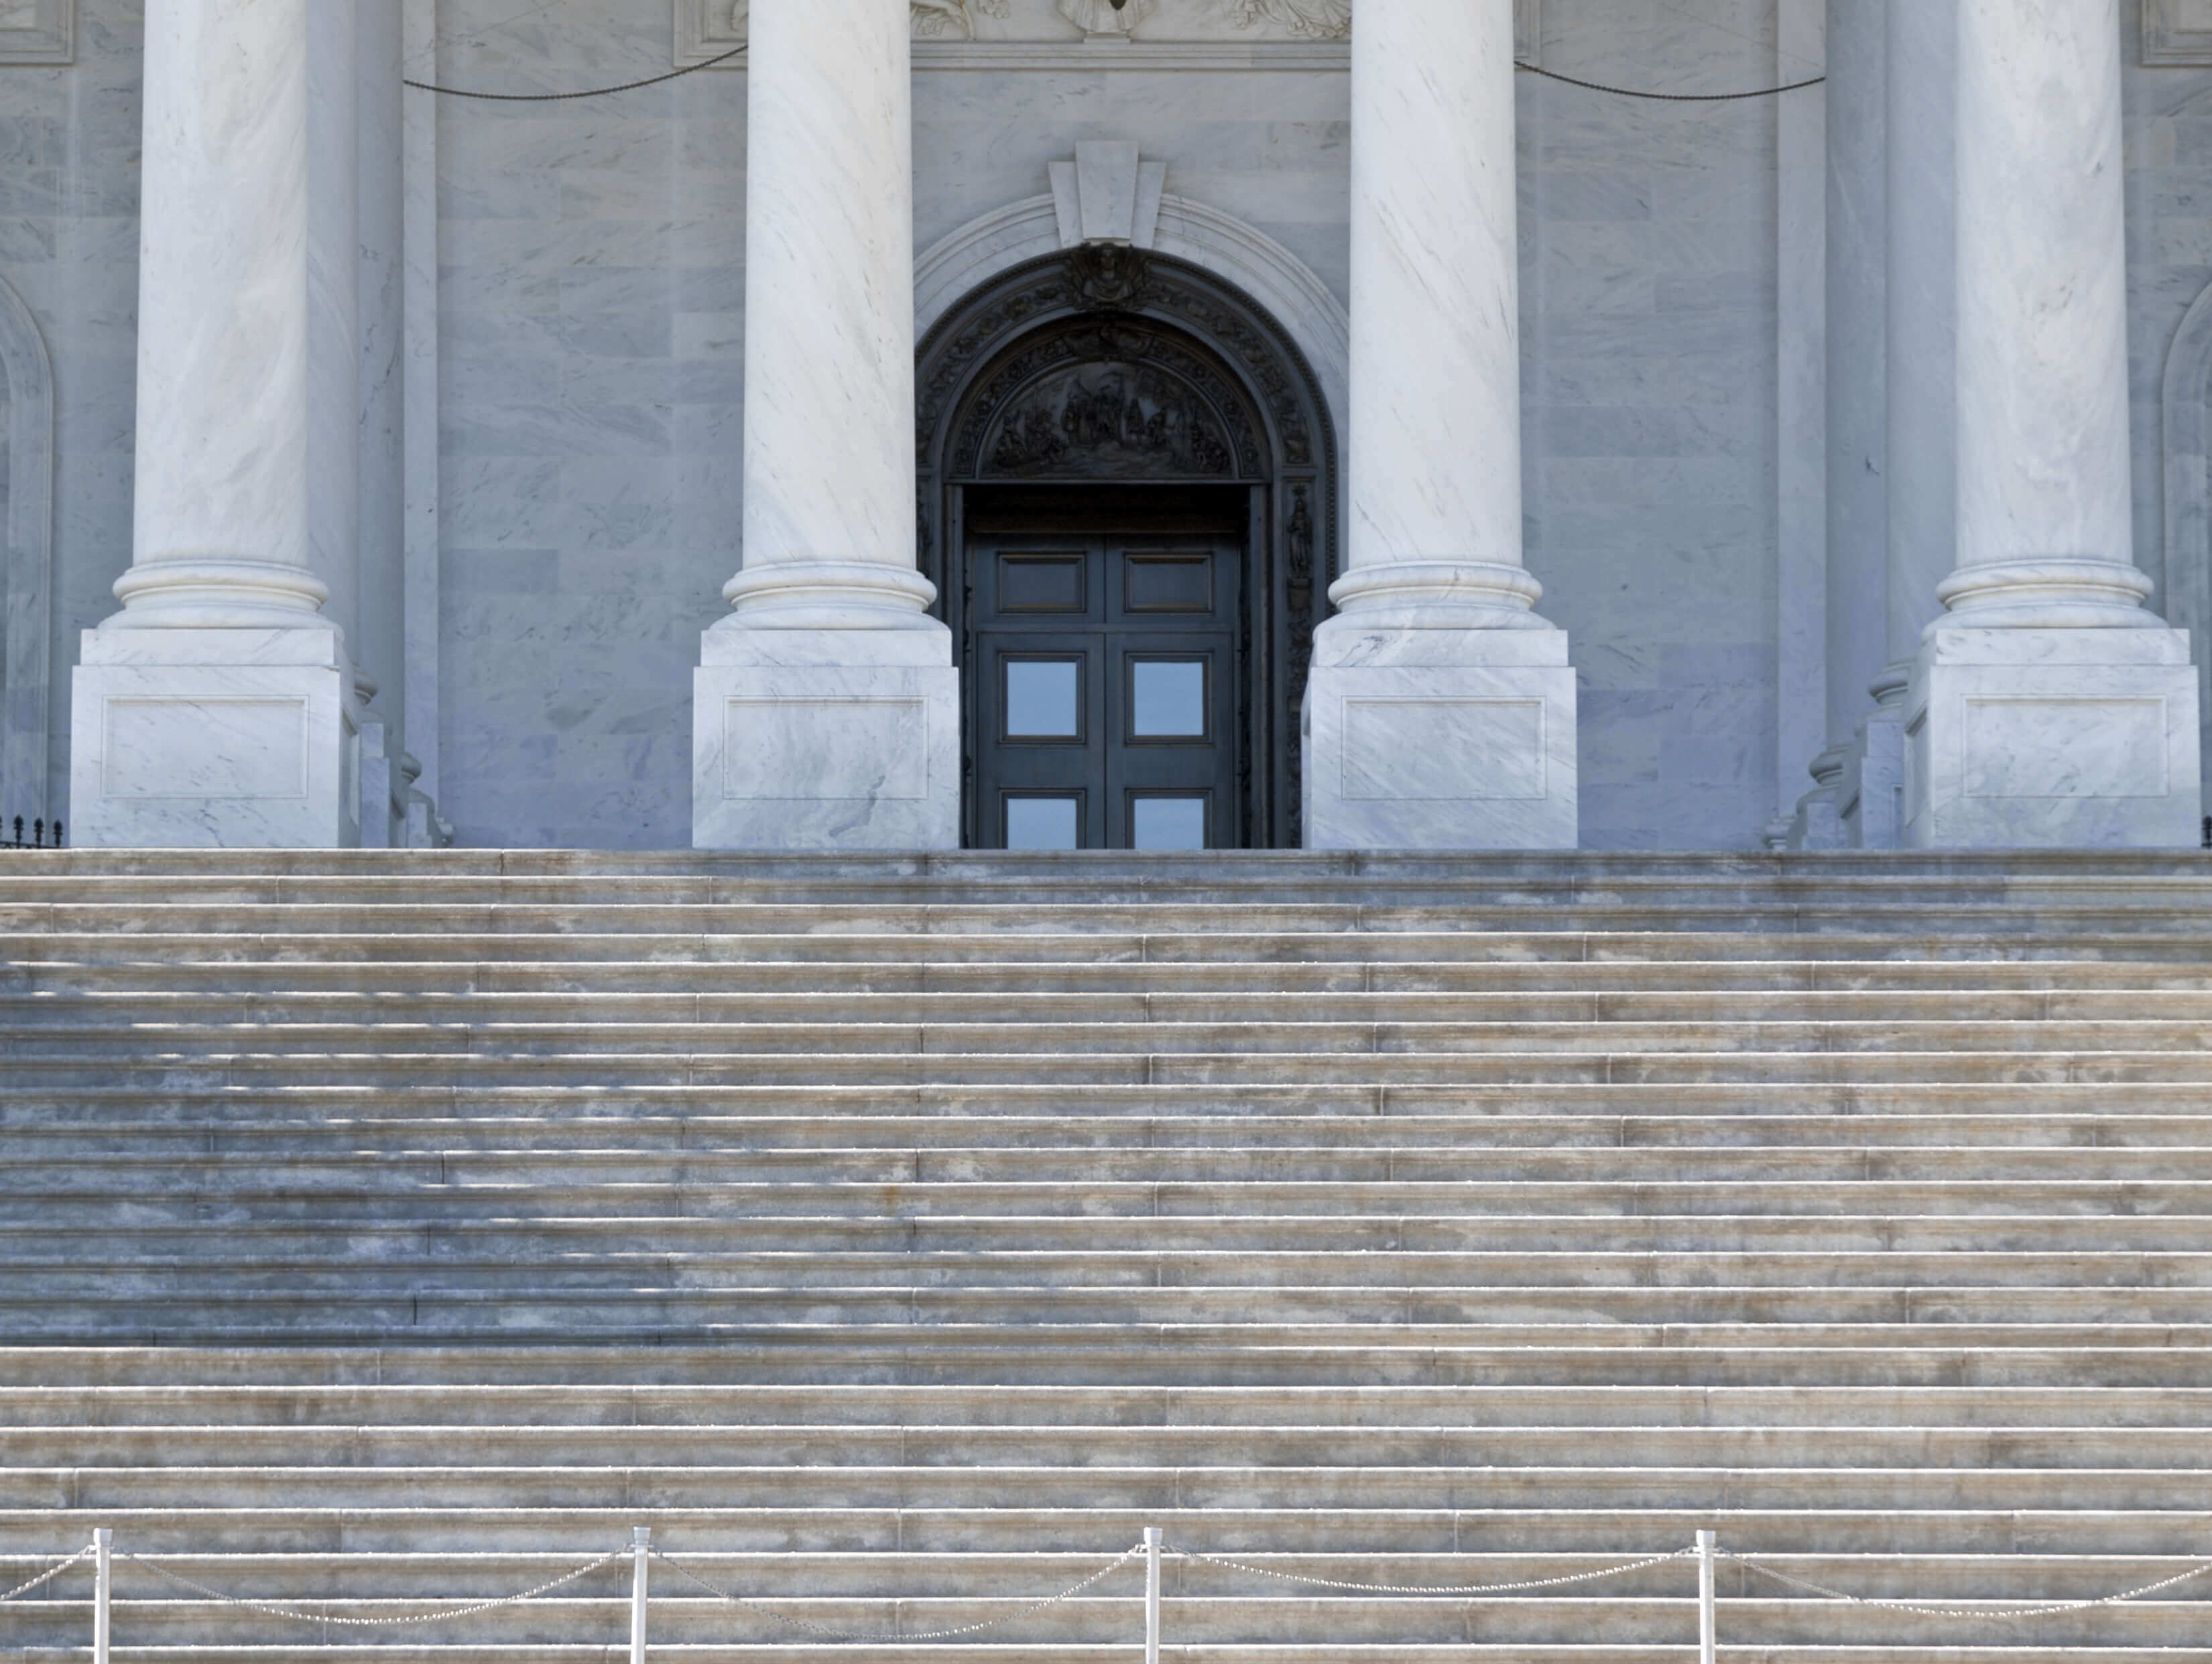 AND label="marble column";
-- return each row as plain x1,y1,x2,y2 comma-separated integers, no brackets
692,0,957,849
70,0,365,847
1790,0,1886,849
1843,0,1957,847
1904,0,2201,846
1302,0,1576,849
